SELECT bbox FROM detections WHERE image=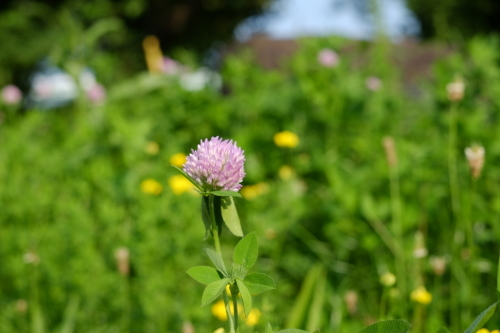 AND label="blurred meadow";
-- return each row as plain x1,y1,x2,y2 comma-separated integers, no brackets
2,0,500,332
